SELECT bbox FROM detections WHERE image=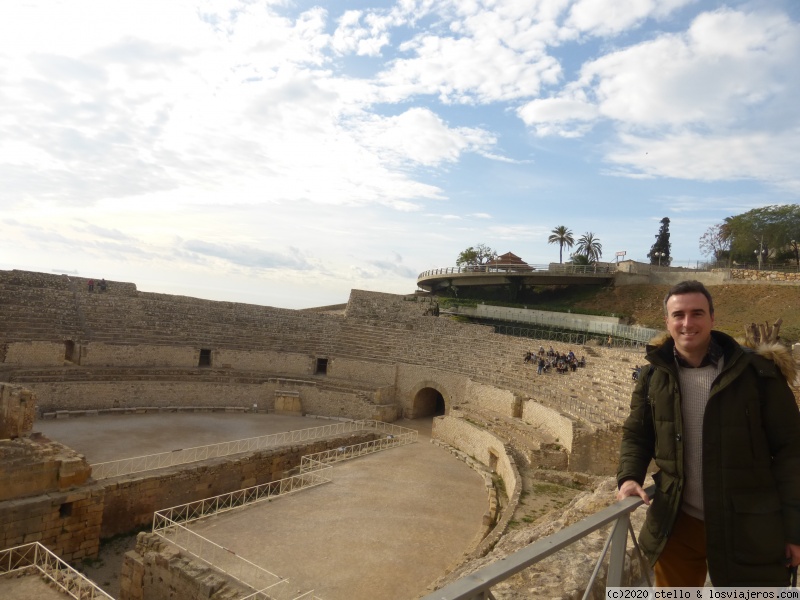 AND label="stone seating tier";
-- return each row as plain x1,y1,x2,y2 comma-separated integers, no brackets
1,270,642,426
3,367,389,397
